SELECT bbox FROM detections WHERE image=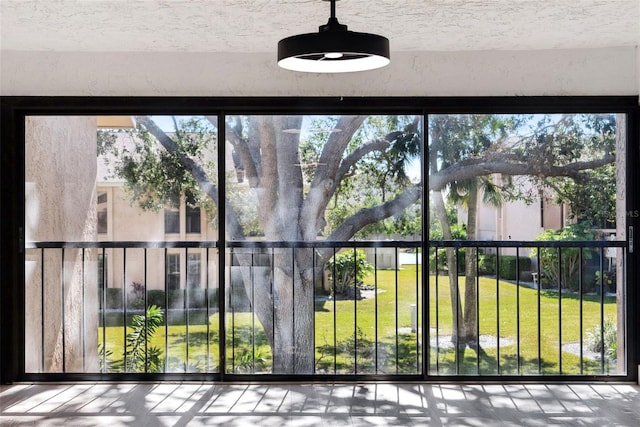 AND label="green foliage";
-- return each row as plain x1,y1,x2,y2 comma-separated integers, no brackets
478,253,496,275
315,115,421,237
585,318,617,360
533,114,617,228
98,343,119,373
554,164,616,228
594,270,616,293
146,289,167,308
326,249,374,295
337,327,375,373
107,117,217,213
128,281,145,309
498,256,532,280
123,305,165,373
428,223,467,273
231,347,269,373
104,288,123,309
531,223,594,290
